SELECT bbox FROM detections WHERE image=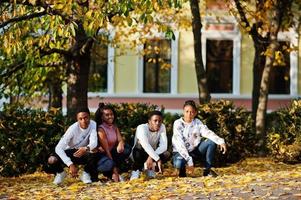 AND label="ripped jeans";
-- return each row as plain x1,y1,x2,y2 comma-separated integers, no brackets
173,139,217,170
